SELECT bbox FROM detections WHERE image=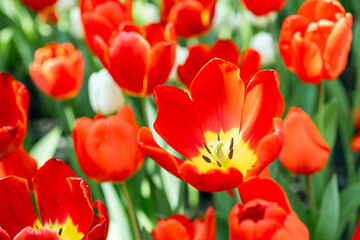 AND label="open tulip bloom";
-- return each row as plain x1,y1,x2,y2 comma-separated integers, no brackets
0,158,109,239
139,58,284,192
